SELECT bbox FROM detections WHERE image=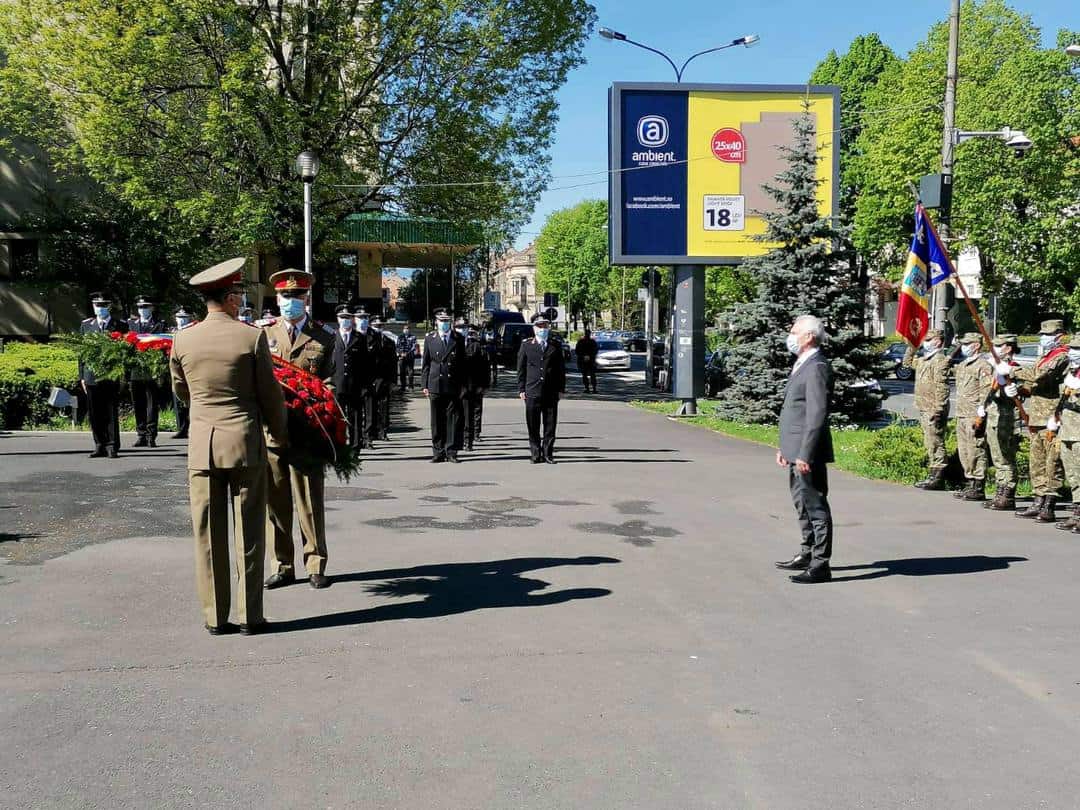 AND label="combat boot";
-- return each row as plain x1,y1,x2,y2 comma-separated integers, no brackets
1036,495,1058,523
952,479,973,499
962,479,986,502
1055,504,1080,531
986,486,1016,511
915,468,947,491
1016,495,1044,518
